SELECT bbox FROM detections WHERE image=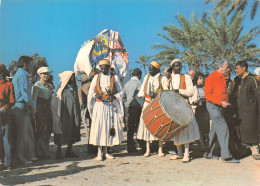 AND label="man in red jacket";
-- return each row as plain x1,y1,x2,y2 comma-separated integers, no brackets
0,63,15,170
204,60,239,163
